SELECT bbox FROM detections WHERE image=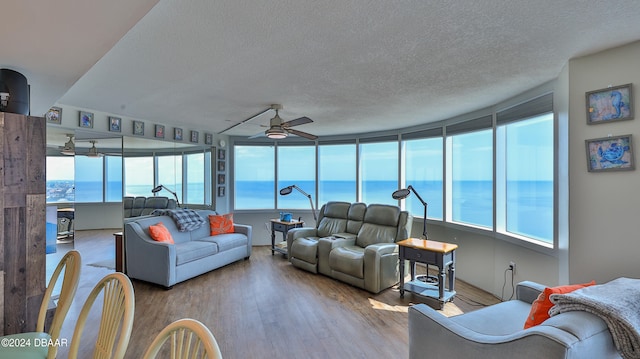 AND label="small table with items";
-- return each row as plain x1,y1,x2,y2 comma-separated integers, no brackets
398,238,458,309
270,218,304,256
